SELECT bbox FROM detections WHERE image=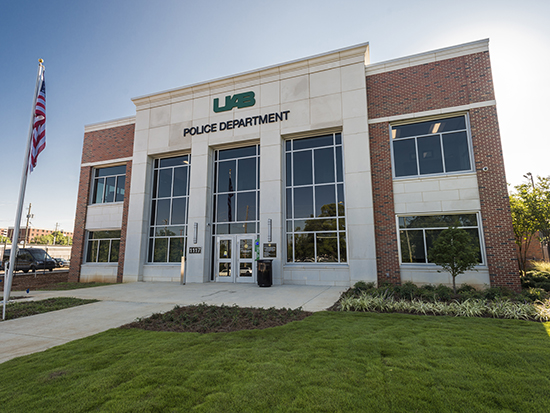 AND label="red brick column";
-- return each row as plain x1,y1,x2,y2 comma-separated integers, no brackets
116,161,132,283
68,166,92,282
369,122,401,286
470,106,520,291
